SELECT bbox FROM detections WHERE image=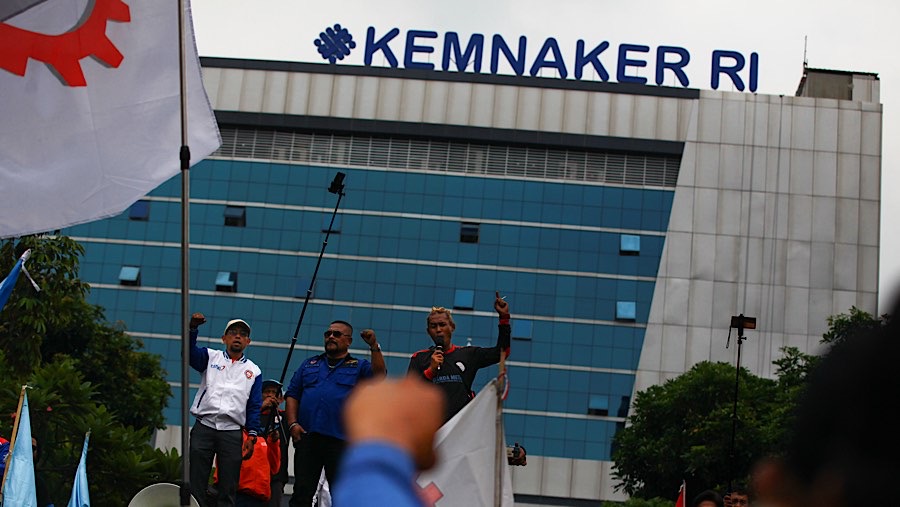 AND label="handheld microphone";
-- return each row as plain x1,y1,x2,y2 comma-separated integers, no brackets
435,345,442,371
